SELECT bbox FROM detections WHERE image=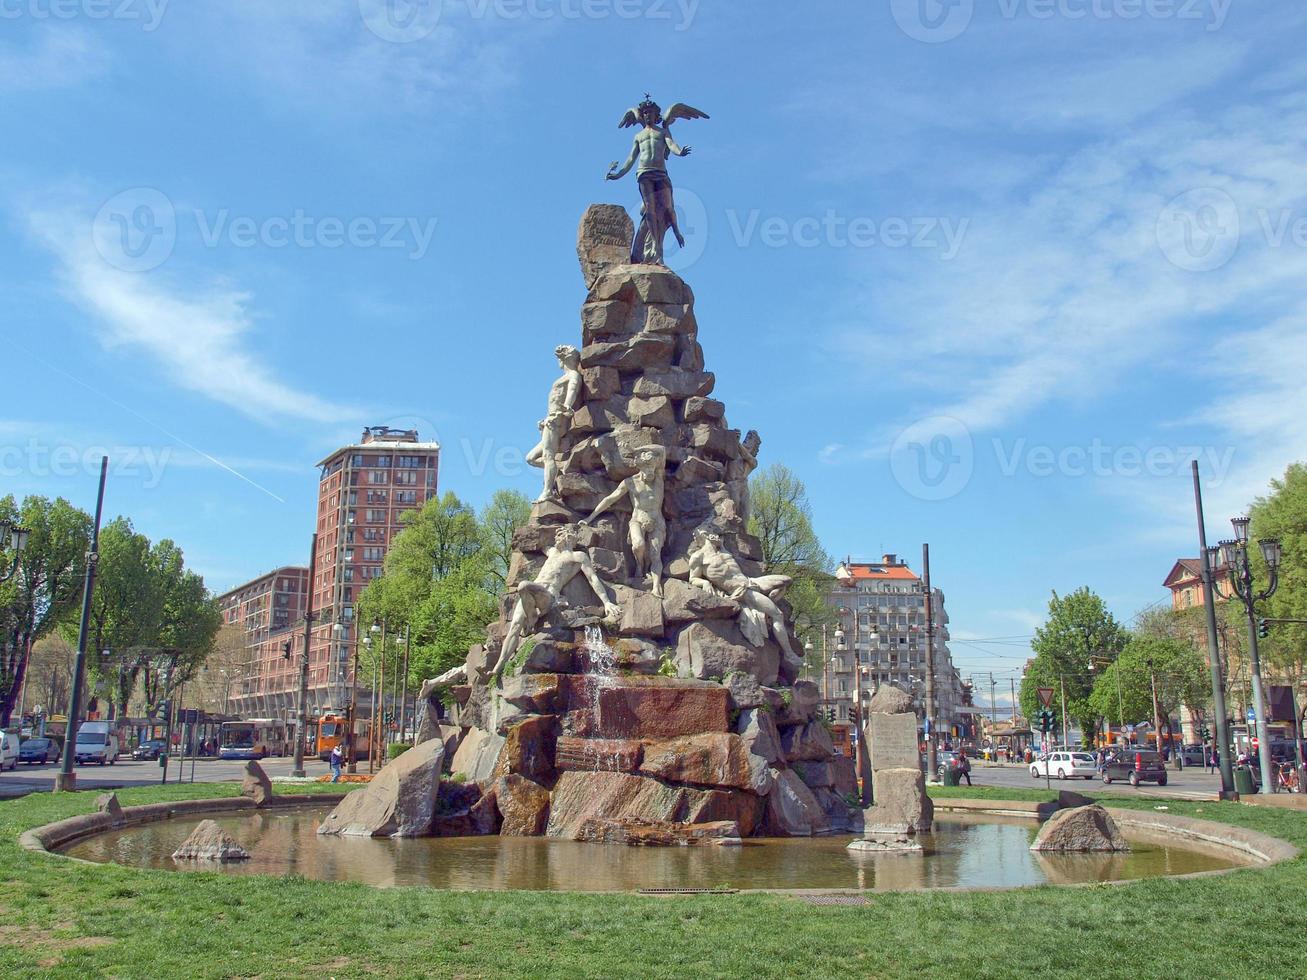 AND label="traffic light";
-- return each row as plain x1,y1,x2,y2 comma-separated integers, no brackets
1257,617,1270,639
1037,710,1054,734
282,639,292,661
